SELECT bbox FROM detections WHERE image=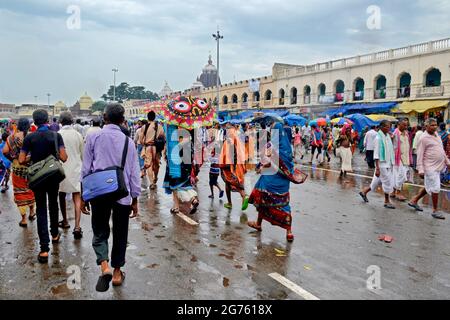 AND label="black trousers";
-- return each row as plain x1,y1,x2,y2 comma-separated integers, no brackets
366,150,375,168
34,183,60,253
91,200,131,268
